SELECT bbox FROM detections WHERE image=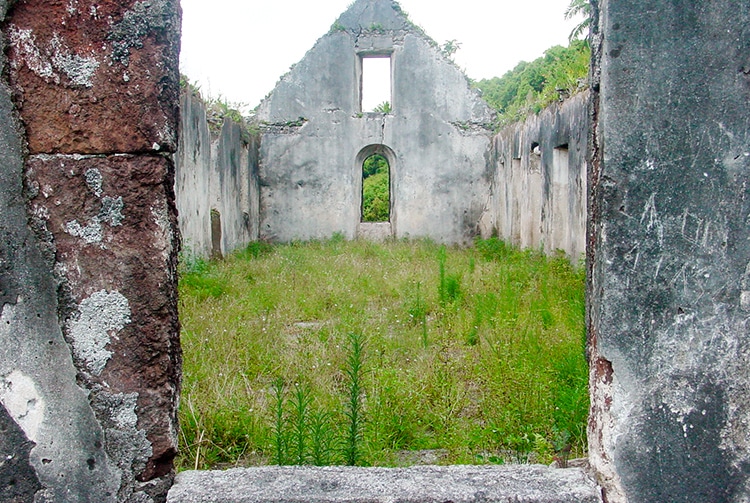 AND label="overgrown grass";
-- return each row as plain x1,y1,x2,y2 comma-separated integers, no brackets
177,238,587,470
